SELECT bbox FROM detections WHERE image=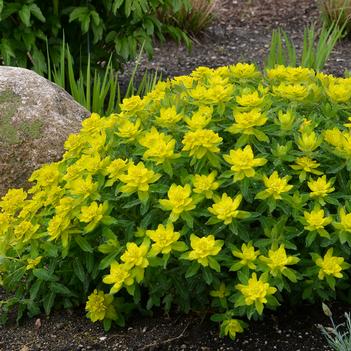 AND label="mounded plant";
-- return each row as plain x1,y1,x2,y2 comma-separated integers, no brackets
1,64,351,338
